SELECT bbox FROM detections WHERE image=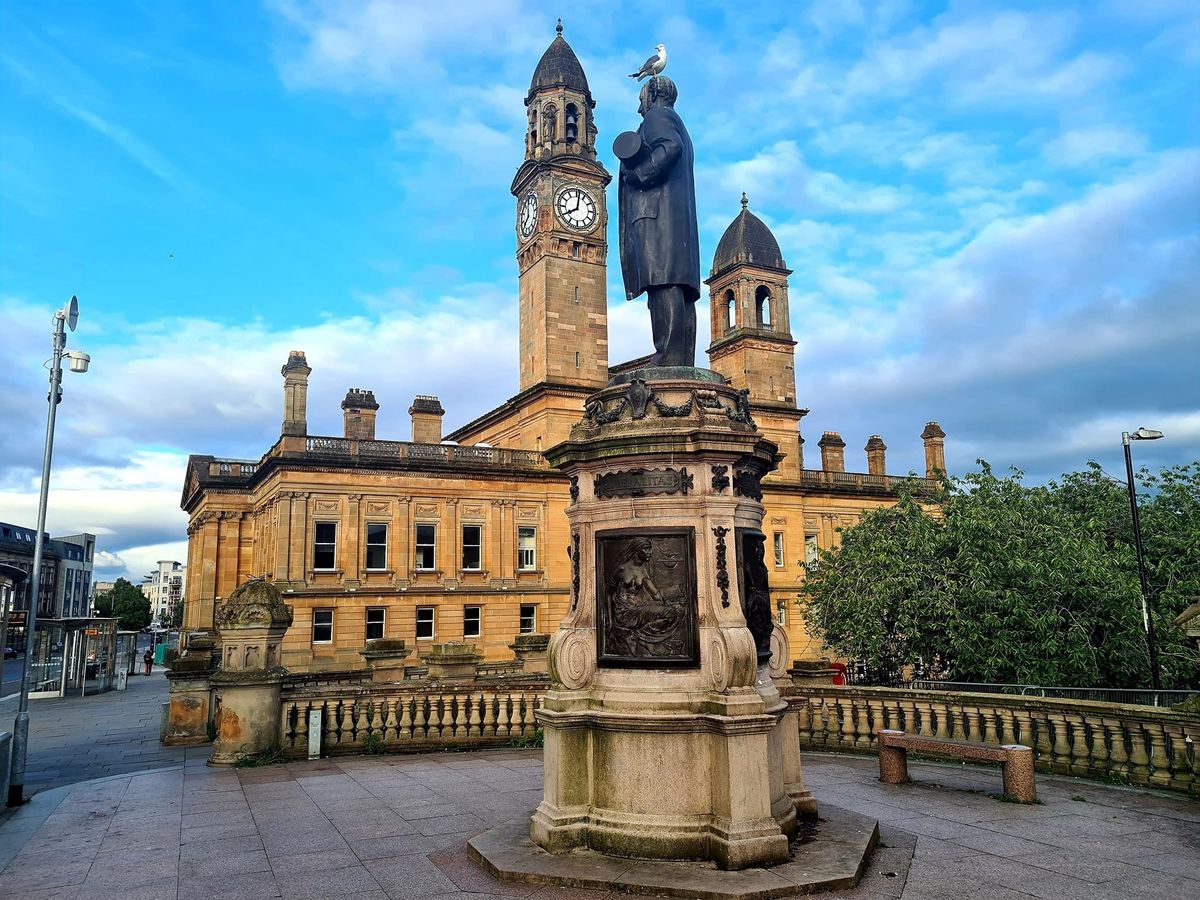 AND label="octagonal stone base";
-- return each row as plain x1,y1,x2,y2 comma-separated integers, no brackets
469,805,878,900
